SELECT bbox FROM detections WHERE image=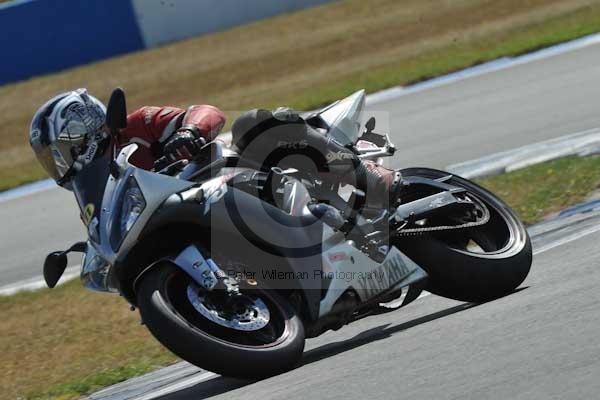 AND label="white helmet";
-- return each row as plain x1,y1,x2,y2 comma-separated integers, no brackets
29,89,107,188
